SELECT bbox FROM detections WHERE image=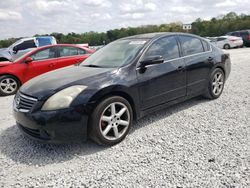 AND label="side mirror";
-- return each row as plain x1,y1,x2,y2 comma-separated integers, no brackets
25,57,33,63
13,46,18,54
139,55,164,68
